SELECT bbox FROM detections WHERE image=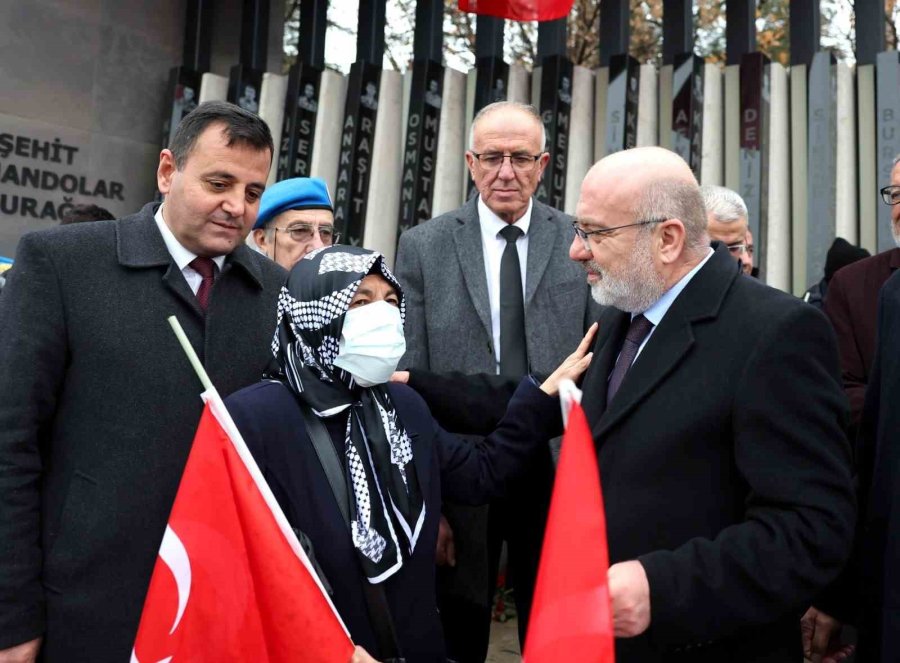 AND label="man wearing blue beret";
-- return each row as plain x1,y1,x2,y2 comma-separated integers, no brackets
253,177,339,269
